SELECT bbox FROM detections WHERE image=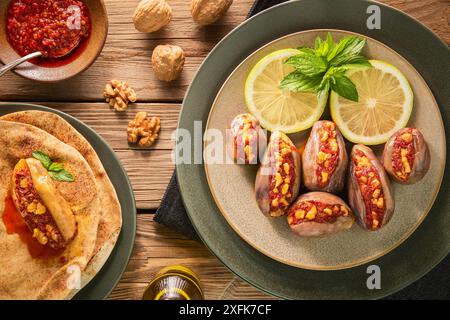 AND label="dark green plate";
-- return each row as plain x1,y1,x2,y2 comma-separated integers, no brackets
177,0,450,299
0,103,136,300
